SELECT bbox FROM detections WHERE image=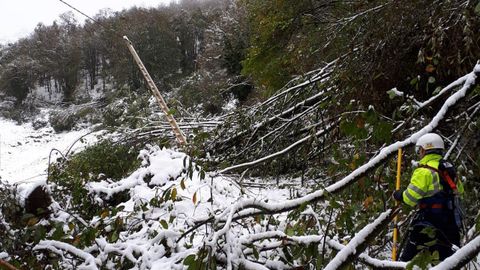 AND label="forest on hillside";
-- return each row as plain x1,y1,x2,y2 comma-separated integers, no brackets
1,0,480,269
